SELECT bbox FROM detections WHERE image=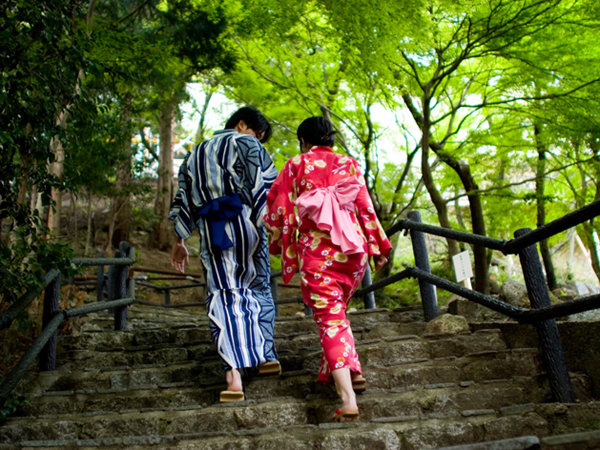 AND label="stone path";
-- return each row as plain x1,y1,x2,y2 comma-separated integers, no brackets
1,303,600,449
